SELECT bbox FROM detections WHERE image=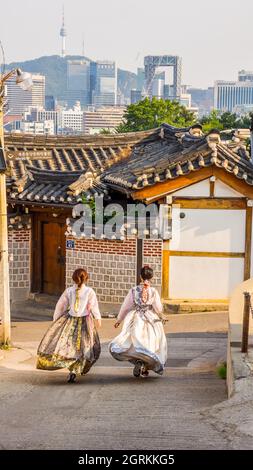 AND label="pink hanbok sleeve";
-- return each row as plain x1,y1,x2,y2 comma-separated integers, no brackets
88,289,101,320
117,289,134,322
152,289,163,315
53,290,69,321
